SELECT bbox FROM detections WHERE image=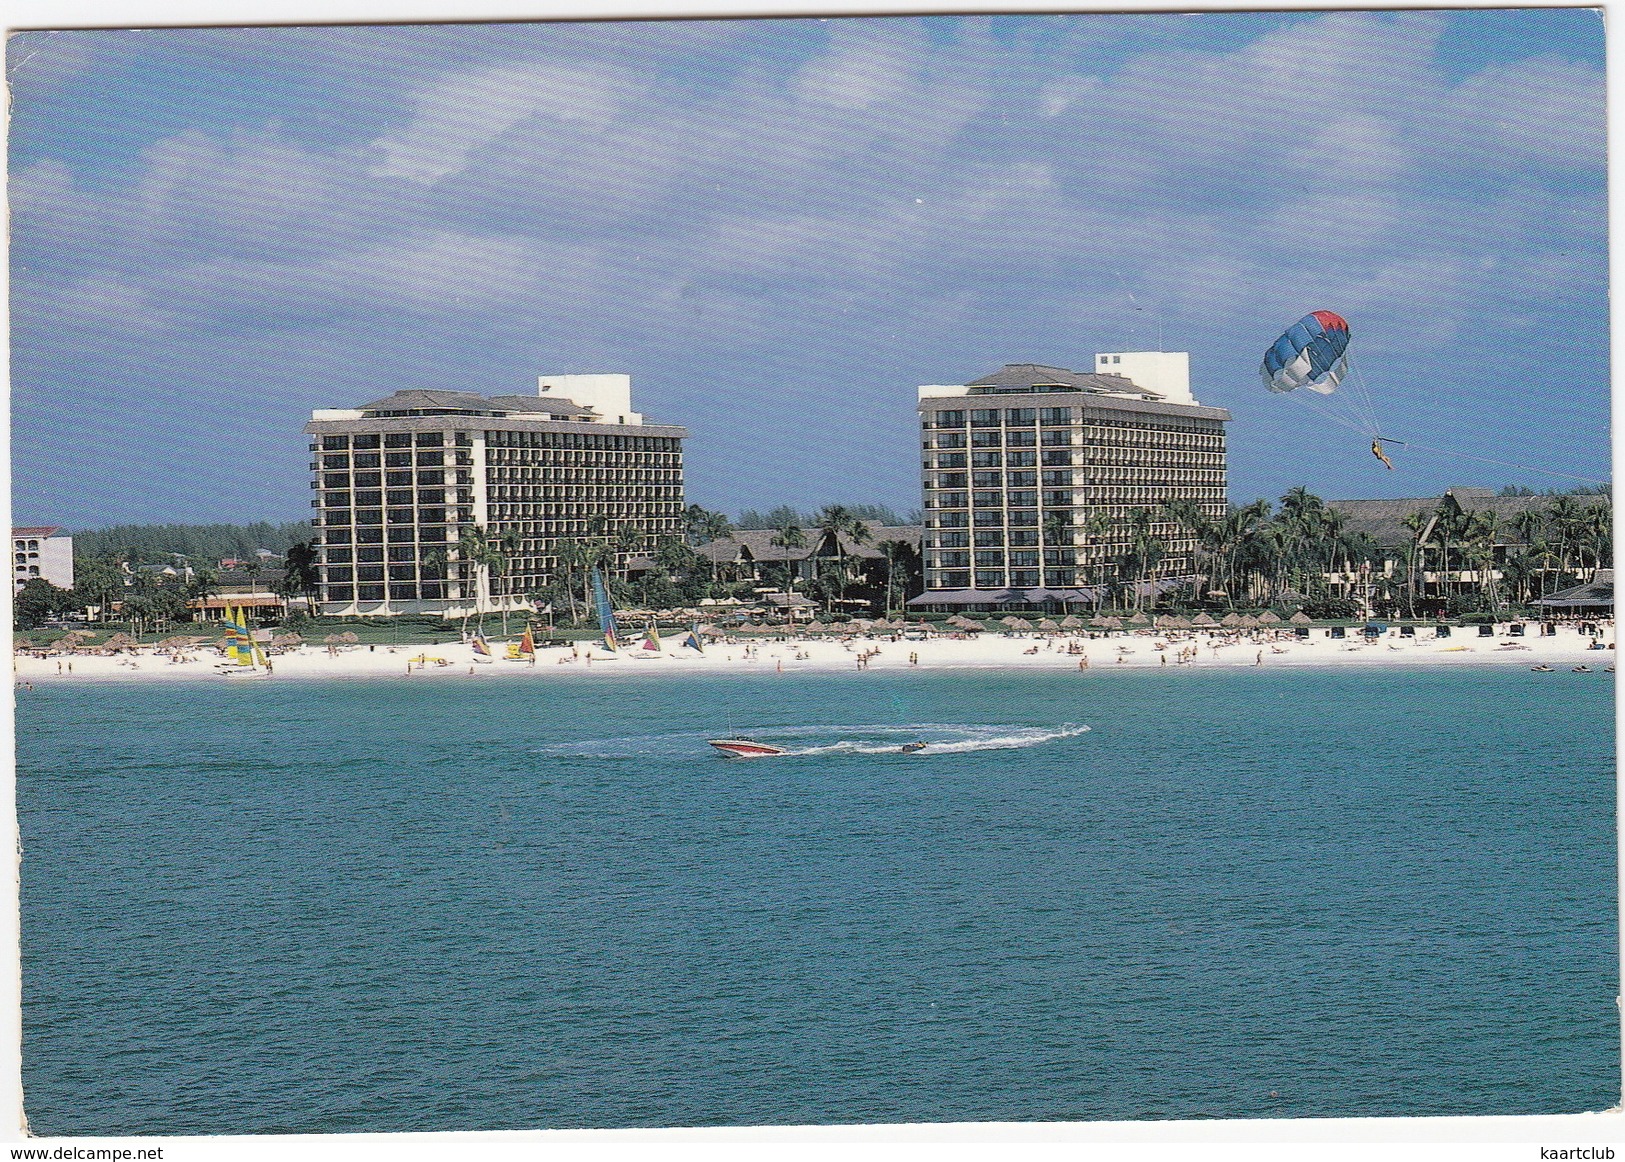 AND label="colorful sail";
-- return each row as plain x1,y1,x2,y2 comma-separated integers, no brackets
591,567,619,651
683,623,705,654
222,604,253,665
643,622,661,652
519,625,536,656
471,635,492,656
